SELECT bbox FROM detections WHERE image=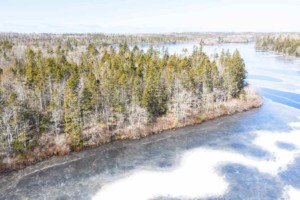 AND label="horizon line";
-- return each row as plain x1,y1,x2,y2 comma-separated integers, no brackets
1,31,300,35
